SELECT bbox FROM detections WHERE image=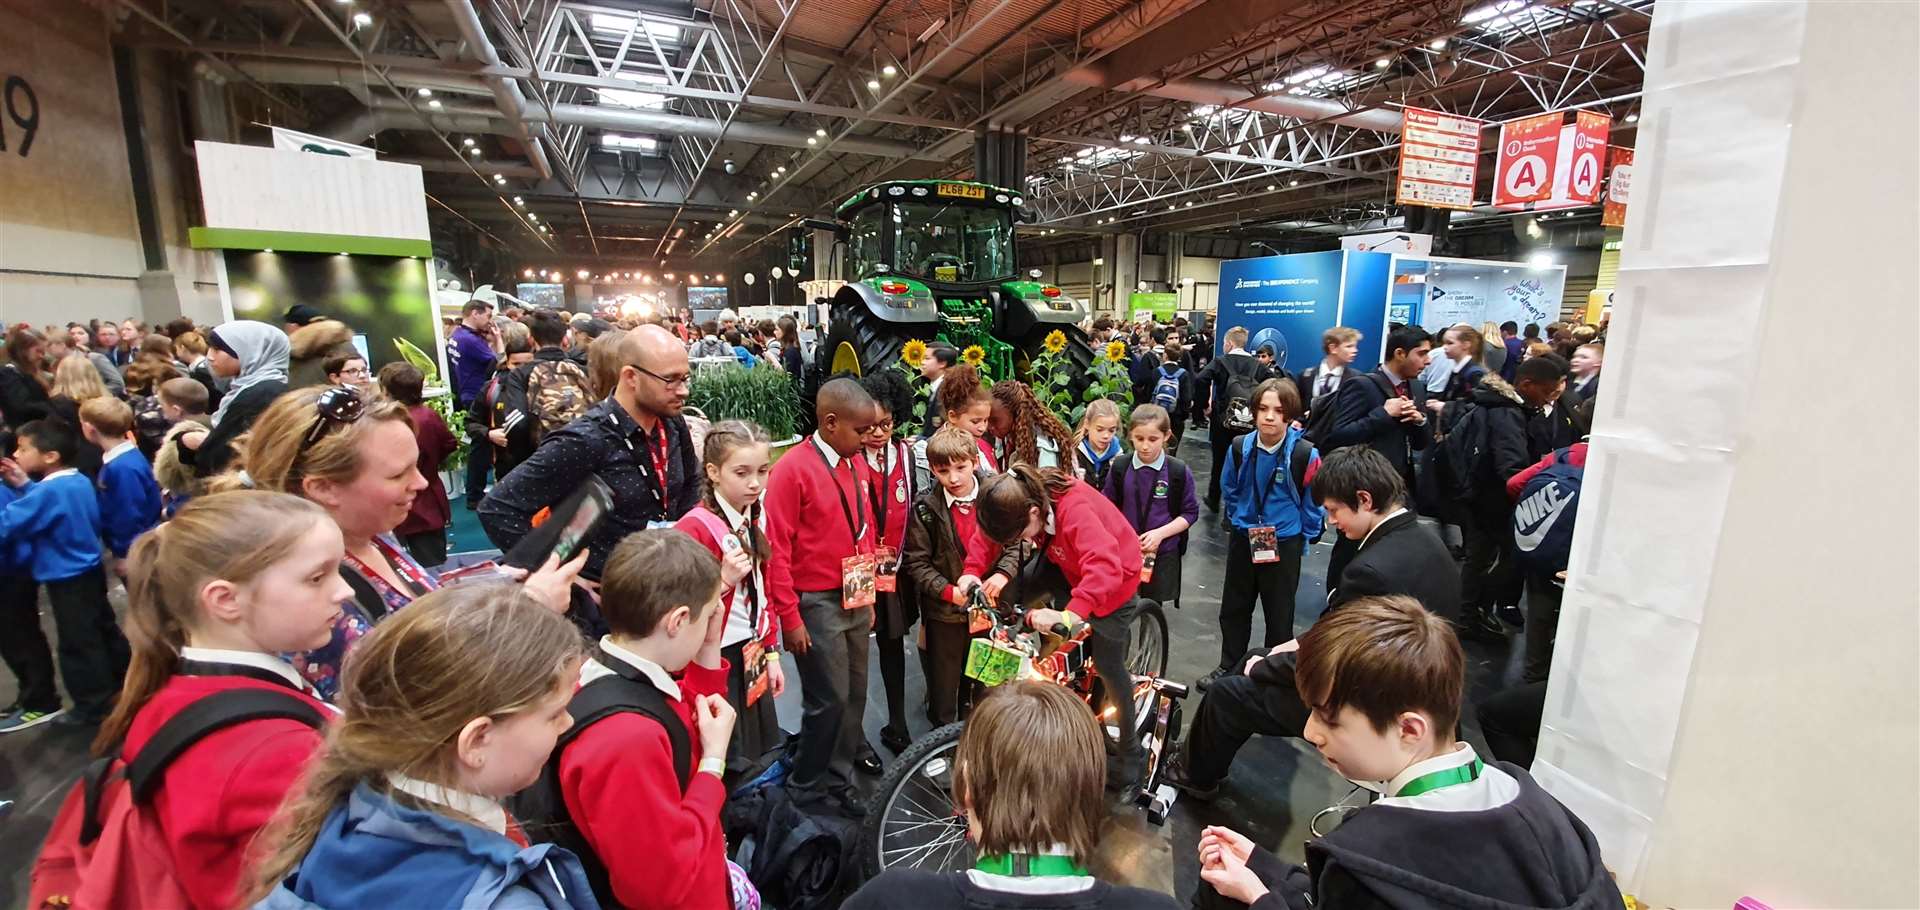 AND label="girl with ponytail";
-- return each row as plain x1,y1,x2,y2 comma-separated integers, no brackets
248,584,594,909
674,419,788,776
955,463,1153,791
912,361,997,492
95,490,349,910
